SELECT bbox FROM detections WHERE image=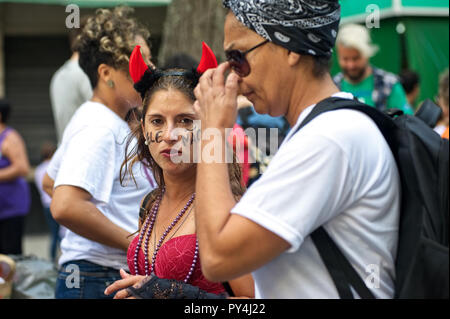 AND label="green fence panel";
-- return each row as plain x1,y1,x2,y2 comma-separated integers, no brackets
404,16,449,103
